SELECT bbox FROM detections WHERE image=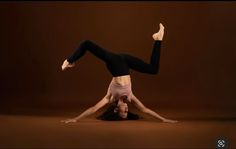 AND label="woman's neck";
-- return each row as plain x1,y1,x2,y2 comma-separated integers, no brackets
112,75,131,86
